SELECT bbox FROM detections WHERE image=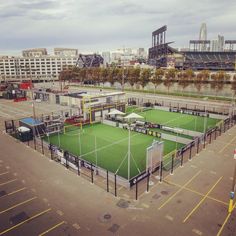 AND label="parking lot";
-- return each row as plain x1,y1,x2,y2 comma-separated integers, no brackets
0,97,236,236
0,99,76,120
0,161,79,236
